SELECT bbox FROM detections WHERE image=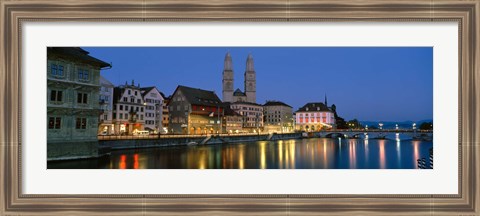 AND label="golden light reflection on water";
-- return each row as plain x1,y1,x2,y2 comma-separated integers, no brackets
278,141,283,168
288,140,296,169
259,141,267,169
238,145,245,169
